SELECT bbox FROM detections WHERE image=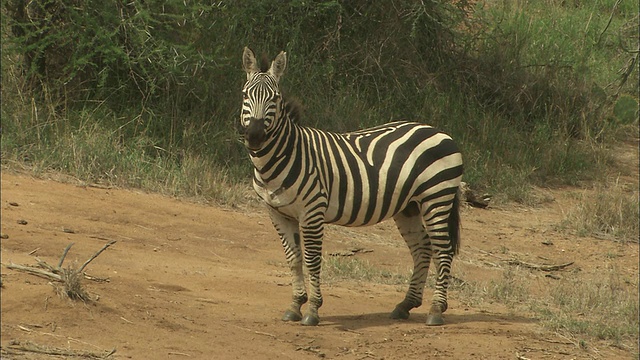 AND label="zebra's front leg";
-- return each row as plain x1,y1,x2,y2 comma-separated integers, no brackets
300,221,325,326
269,208,307,322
